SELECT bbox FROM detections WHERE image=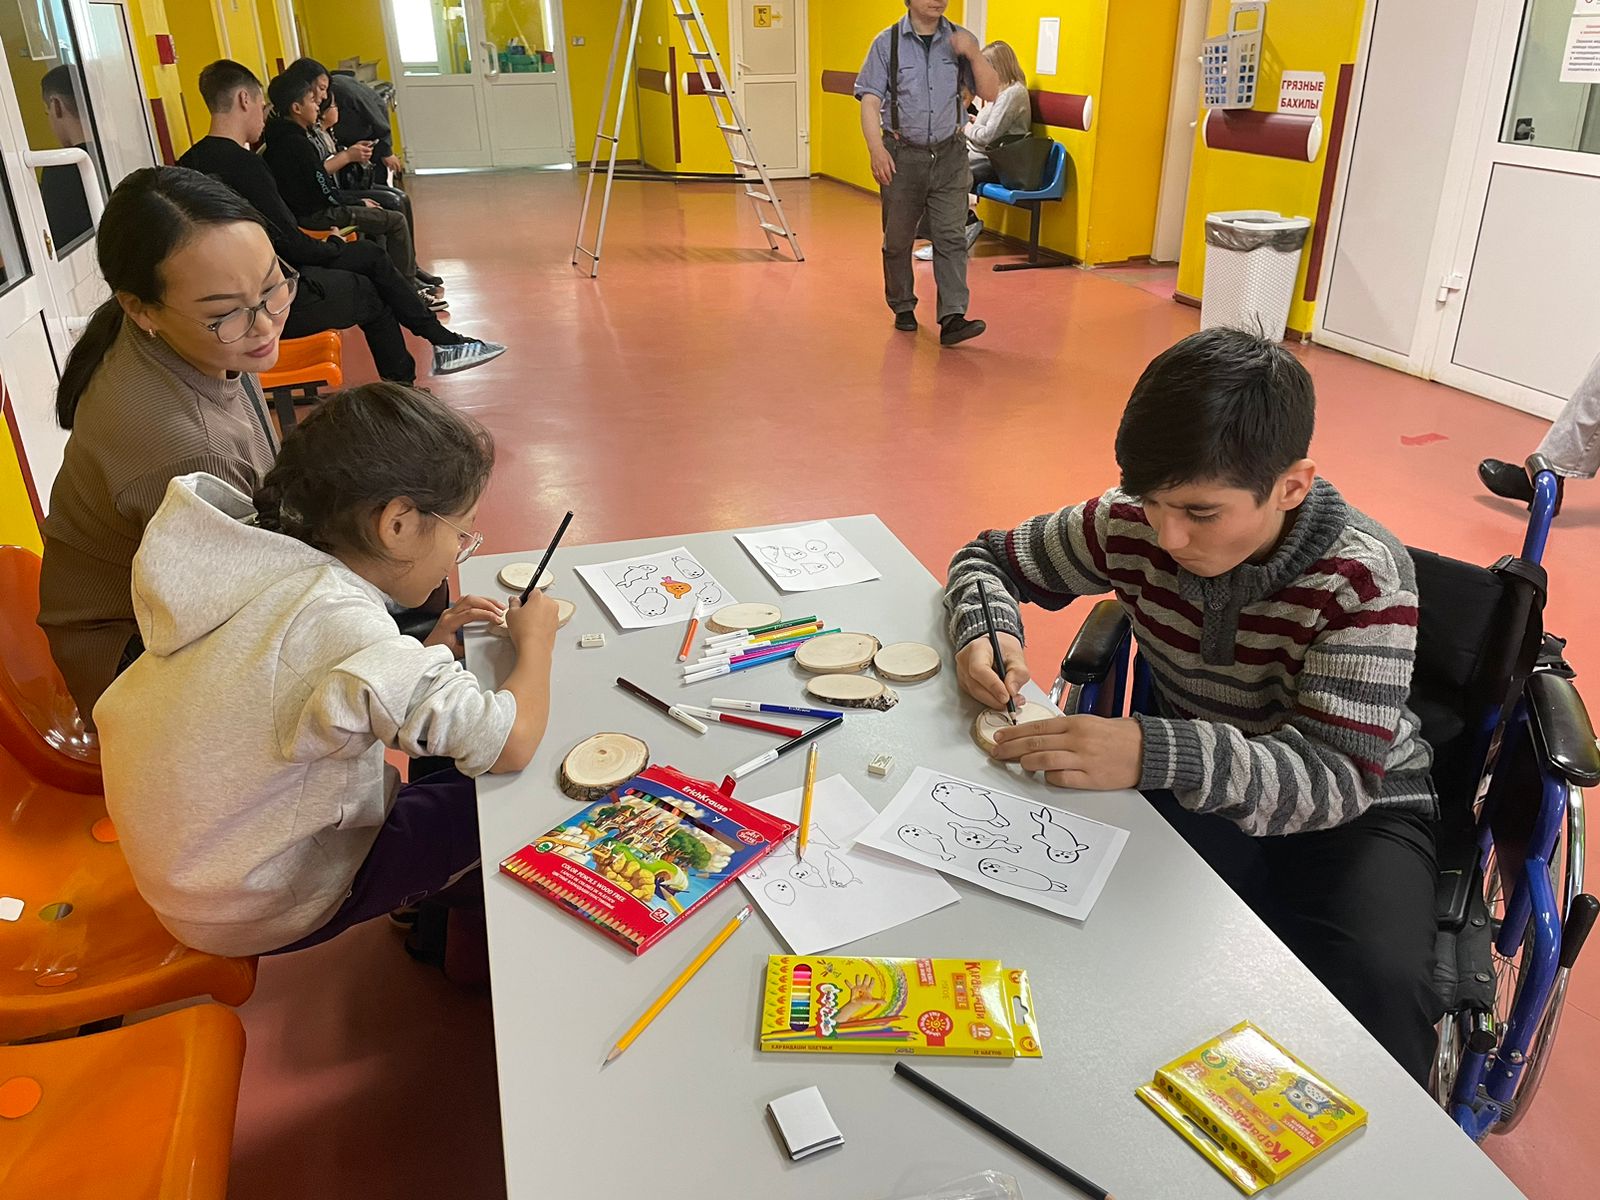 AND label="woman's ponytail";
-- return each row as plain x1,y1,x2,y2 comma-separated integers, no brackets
55,300,124,429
